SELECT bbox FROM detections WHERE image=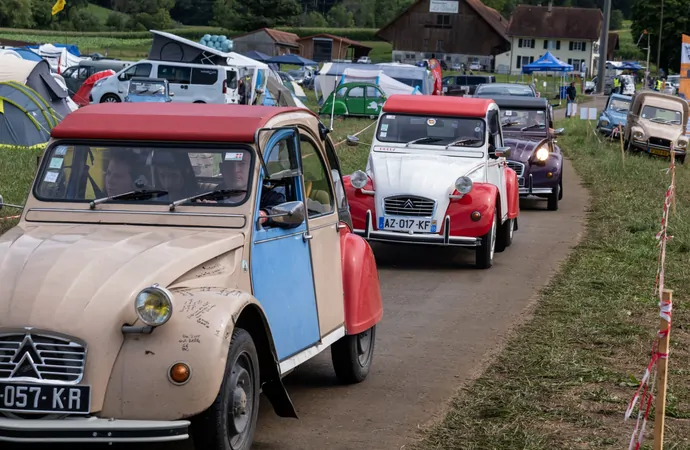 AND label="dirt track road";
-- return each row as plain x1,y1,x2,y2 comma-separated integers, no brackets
13,97,606,450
